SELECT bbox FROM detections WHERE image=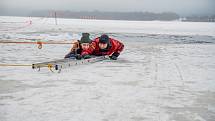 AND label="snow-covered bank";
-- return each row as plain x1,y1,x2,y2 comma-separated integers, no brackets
1,16,215,37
